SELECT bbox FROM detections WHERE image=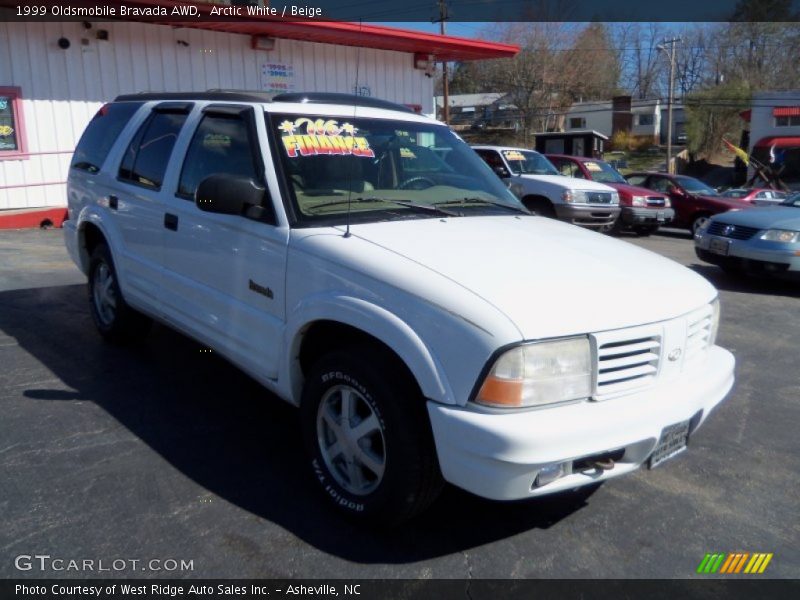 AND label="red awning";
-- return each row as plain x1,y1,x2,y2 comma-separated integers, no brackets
0,0,518,62
753,136,800,148
773,107,800,117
